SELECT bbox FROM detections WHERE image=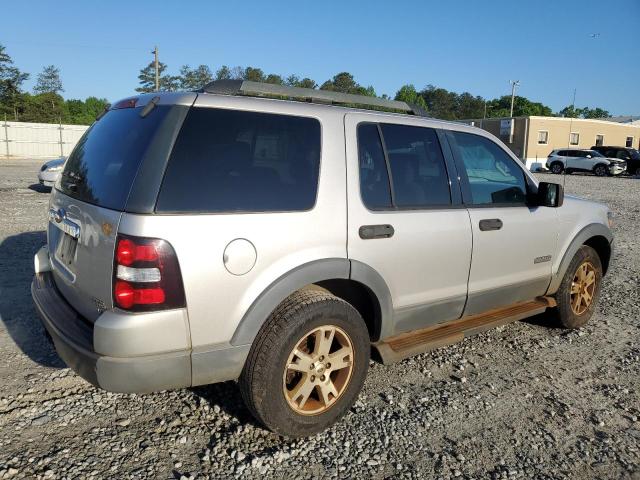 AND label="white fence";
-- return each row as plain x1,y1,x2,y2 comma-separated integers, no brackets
1,119,89,158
